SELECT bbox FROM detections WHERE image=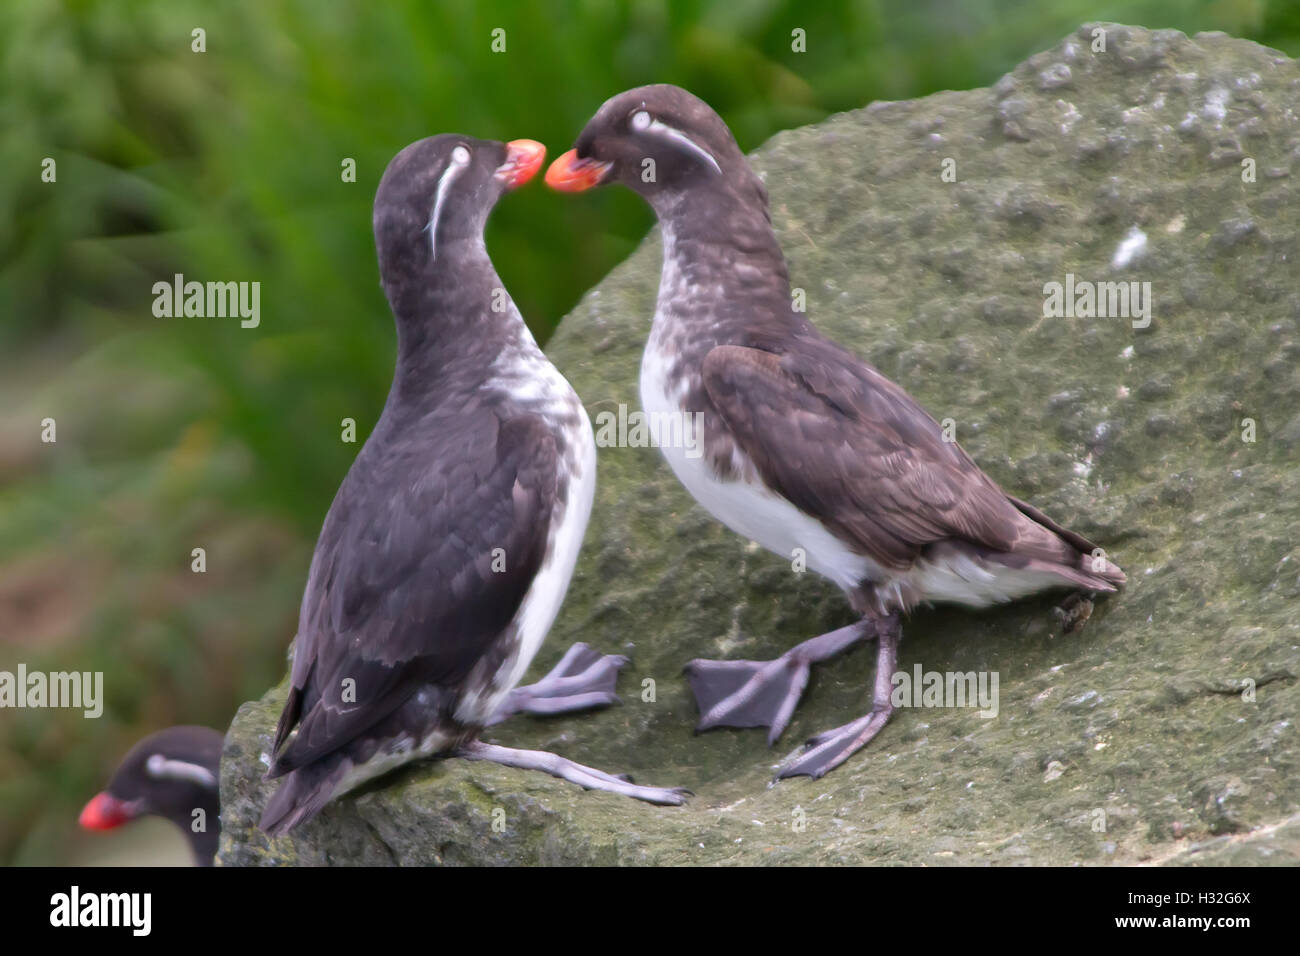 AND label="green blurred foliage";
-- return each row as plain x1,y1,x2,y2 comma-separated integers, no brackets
0,0,1295,864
